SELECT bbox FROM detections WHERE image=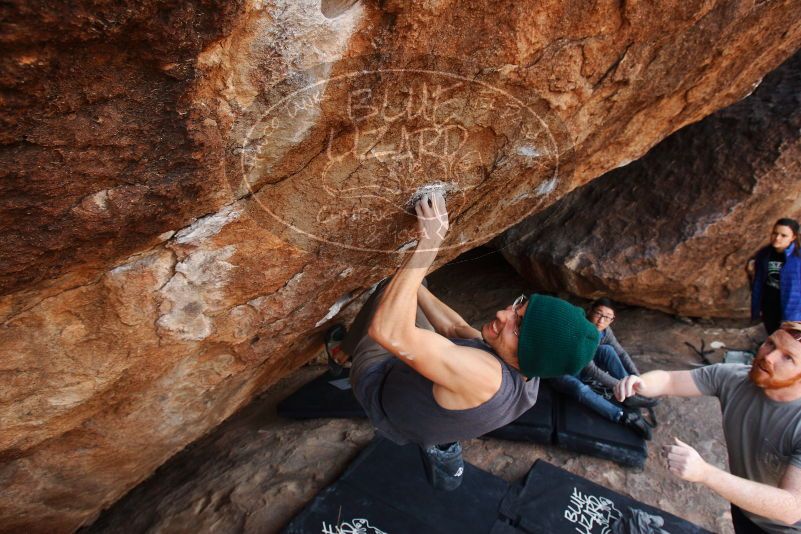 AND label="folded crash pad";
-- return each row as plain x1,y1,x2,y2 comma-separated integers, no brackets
487,381,646,468
276,368,366,419
554,393,647,468
486,381,555,444
277,371,647,466
495,460,712,534
283,437,510,534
